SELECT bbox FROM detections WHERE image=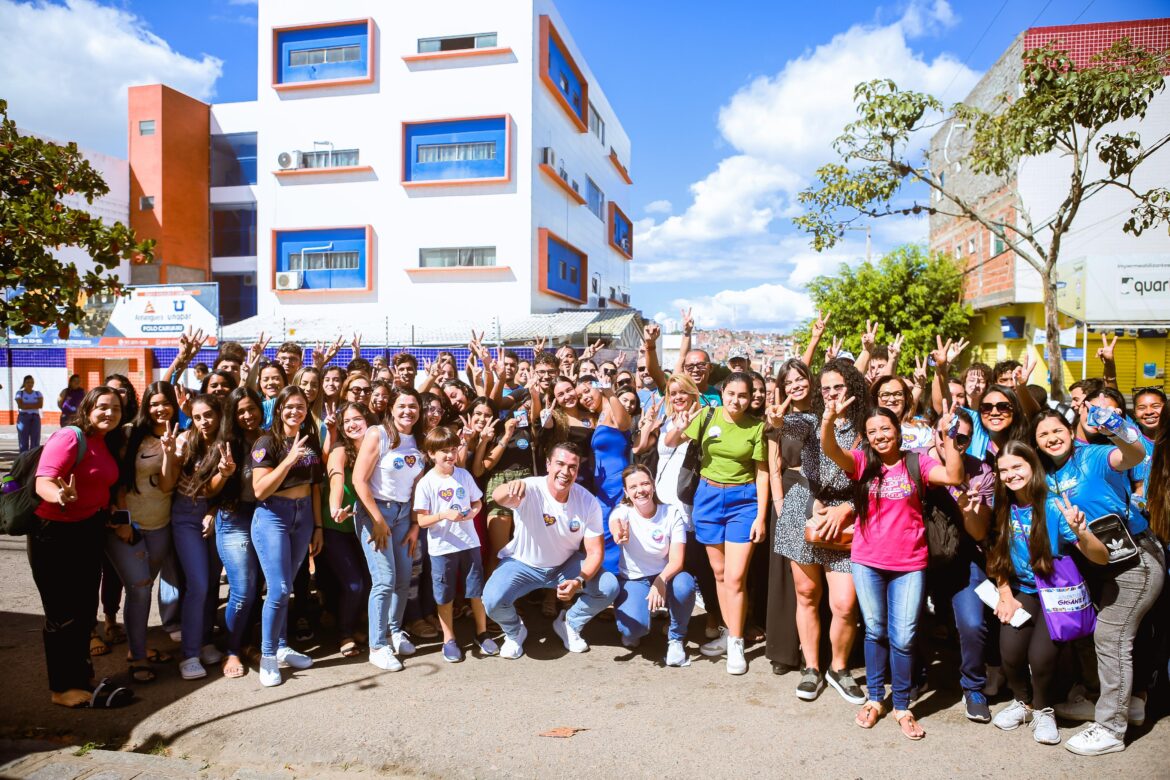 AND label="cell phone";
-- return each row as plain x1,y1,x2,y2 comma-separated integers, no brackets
515,409,529,428
110,509,131,526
